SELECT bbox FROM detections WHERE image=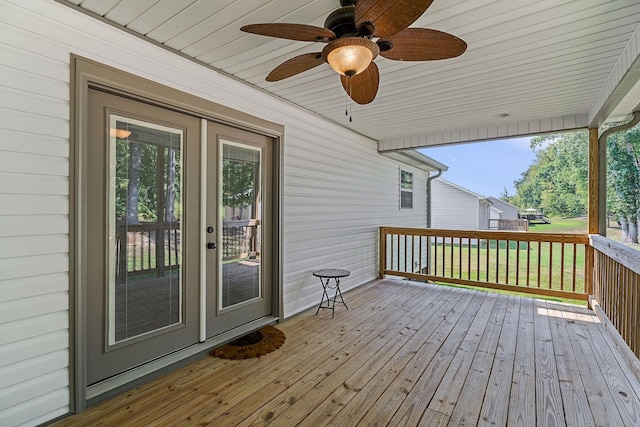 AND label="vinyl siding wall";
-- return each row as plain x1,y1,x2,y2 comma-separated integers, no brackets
430,178,481,230
488,197,520,220
0,1,427,424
